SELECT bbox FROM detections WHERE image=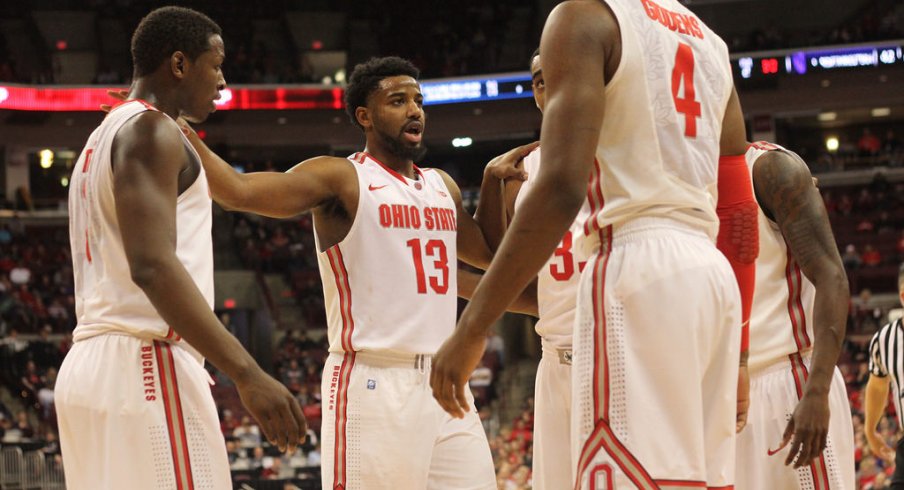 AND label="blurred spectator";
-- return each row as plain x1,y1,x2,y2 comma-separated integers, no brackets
469,361,494,407
234,416,262,448
282,358,304,394
884,129,901,154
31,324,58,368
307,442,322,467
37,367,56,419
10,263,31,285
843,244,863,269
221,408,240,435
250,446,266,472
862,245,883,267
20,360,43,408
859,128,882,156
486,330,505,367
857,218,876,233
